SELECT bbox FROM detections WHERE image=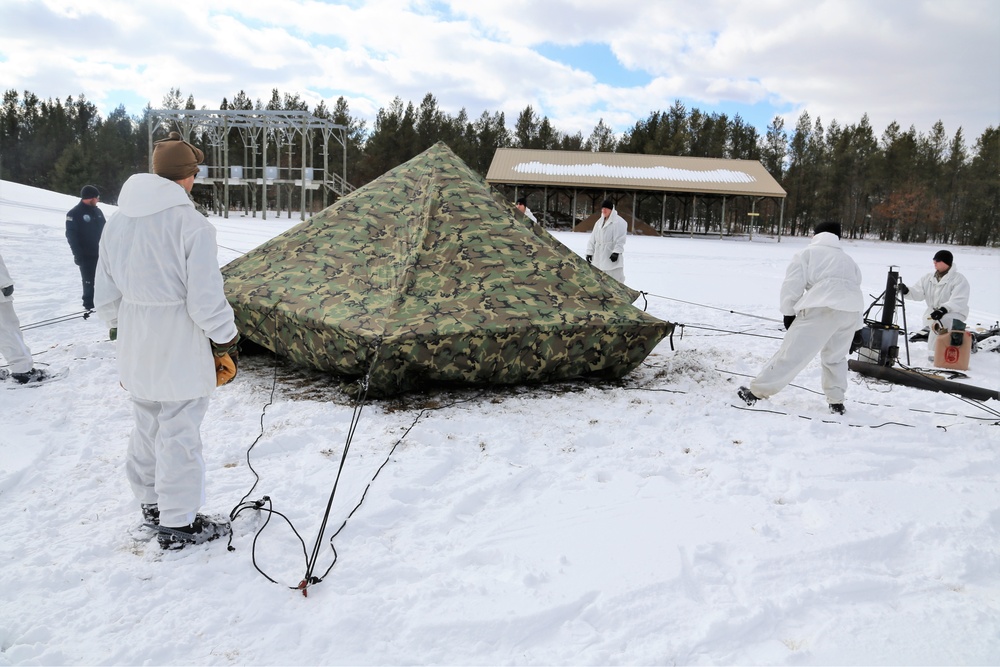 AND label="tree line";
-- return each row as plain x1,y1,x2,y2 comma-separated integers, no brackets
1,87,996,246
